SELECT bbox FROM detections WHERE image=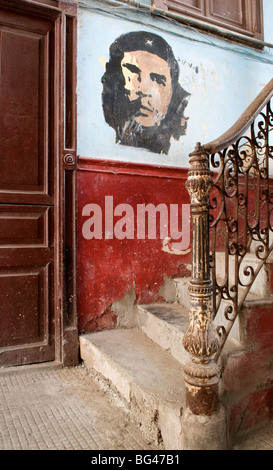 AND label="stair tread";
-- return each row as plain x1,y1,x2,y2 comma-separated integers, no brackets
80,327,185,406
139,302,189,332
243,292,273,305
